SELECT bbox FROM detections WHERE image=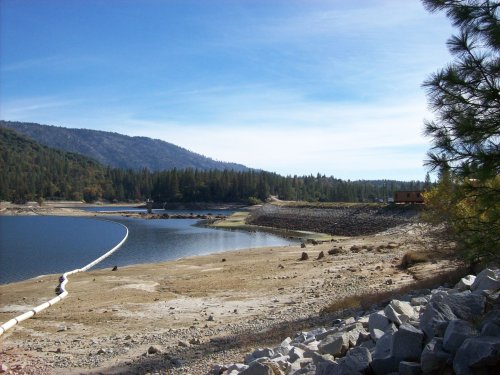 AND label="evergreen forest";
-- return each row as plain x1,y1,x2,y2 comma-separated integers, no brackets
1,126,425,204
